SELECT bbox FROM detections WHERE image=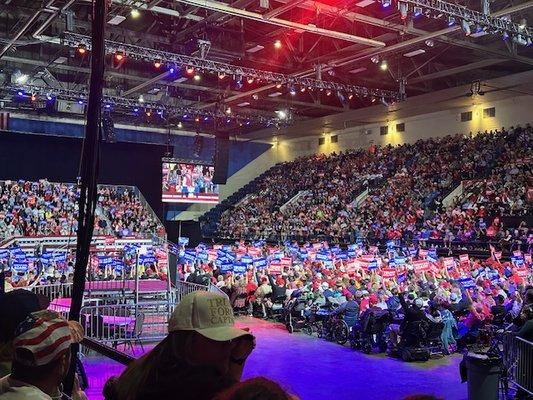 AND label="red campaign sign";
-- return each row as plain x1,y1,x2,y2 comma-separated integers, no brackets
412,260,430,273
360,255,374,262
381,268,396,278
268,247,278,254
312,243,322,250
345,260,359,273
104,236,115,245
525,254,532,264
442,257,455,269
280,257,292,266
359,261,369,270
368,246,378,254
516,268,528,277
268,262,283,275
213,244,222,250
248,248,261,256
419,249,428,258
238,246,247,253
459,254,469,263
